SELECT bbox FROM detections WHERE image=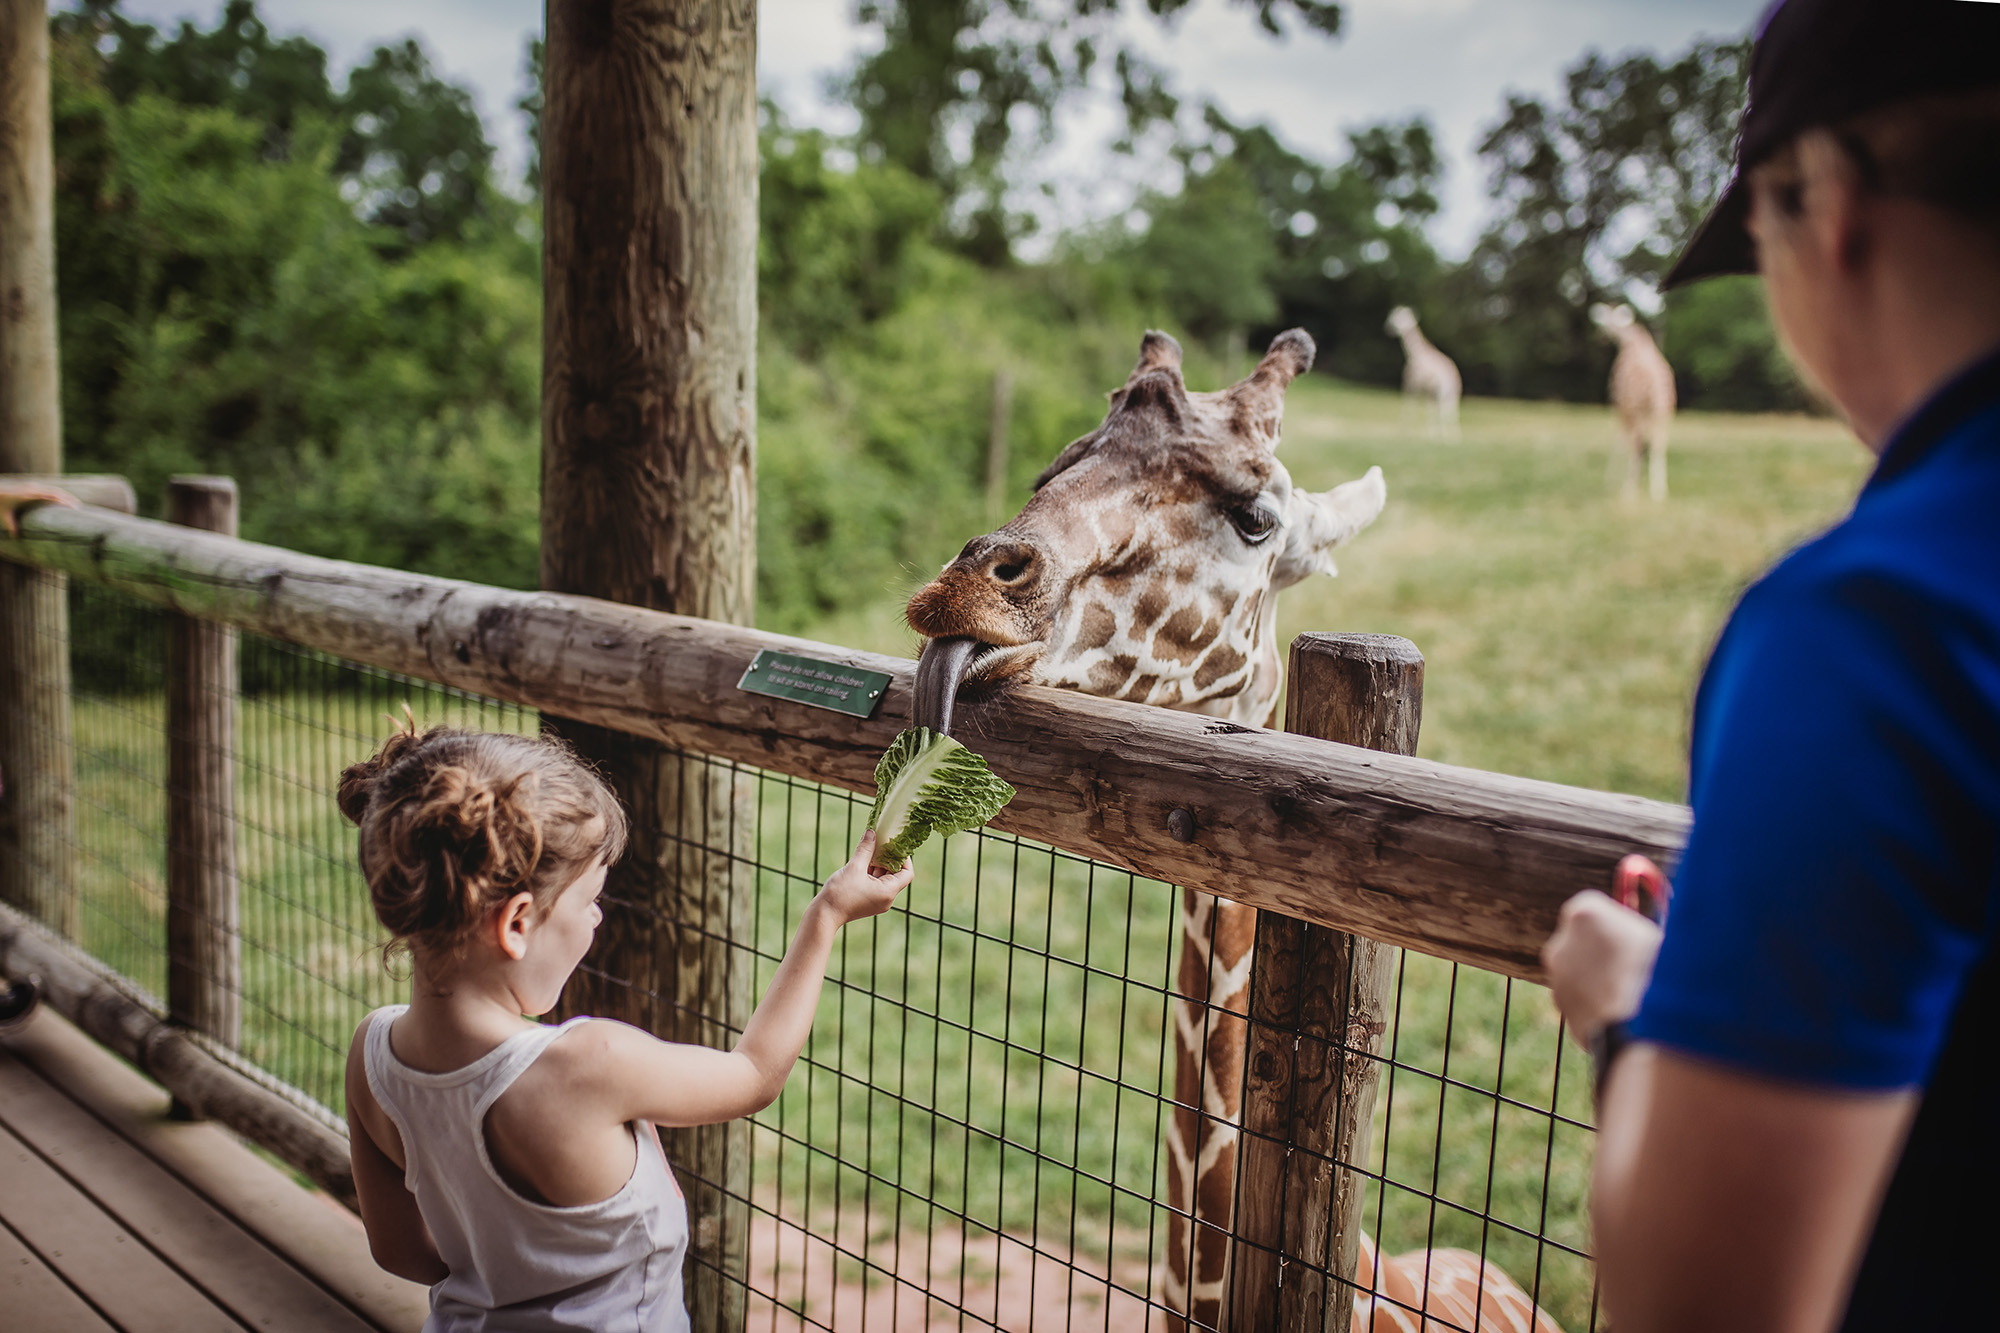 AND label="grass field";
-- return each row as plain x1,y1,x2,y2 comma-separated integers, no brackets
59,381,1868,1330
